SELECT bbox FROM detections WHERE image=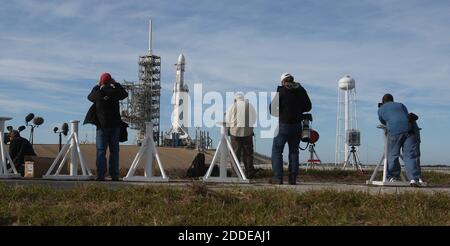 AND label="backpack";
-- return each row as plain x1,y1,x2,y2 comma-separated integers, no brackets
186,153,207,178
